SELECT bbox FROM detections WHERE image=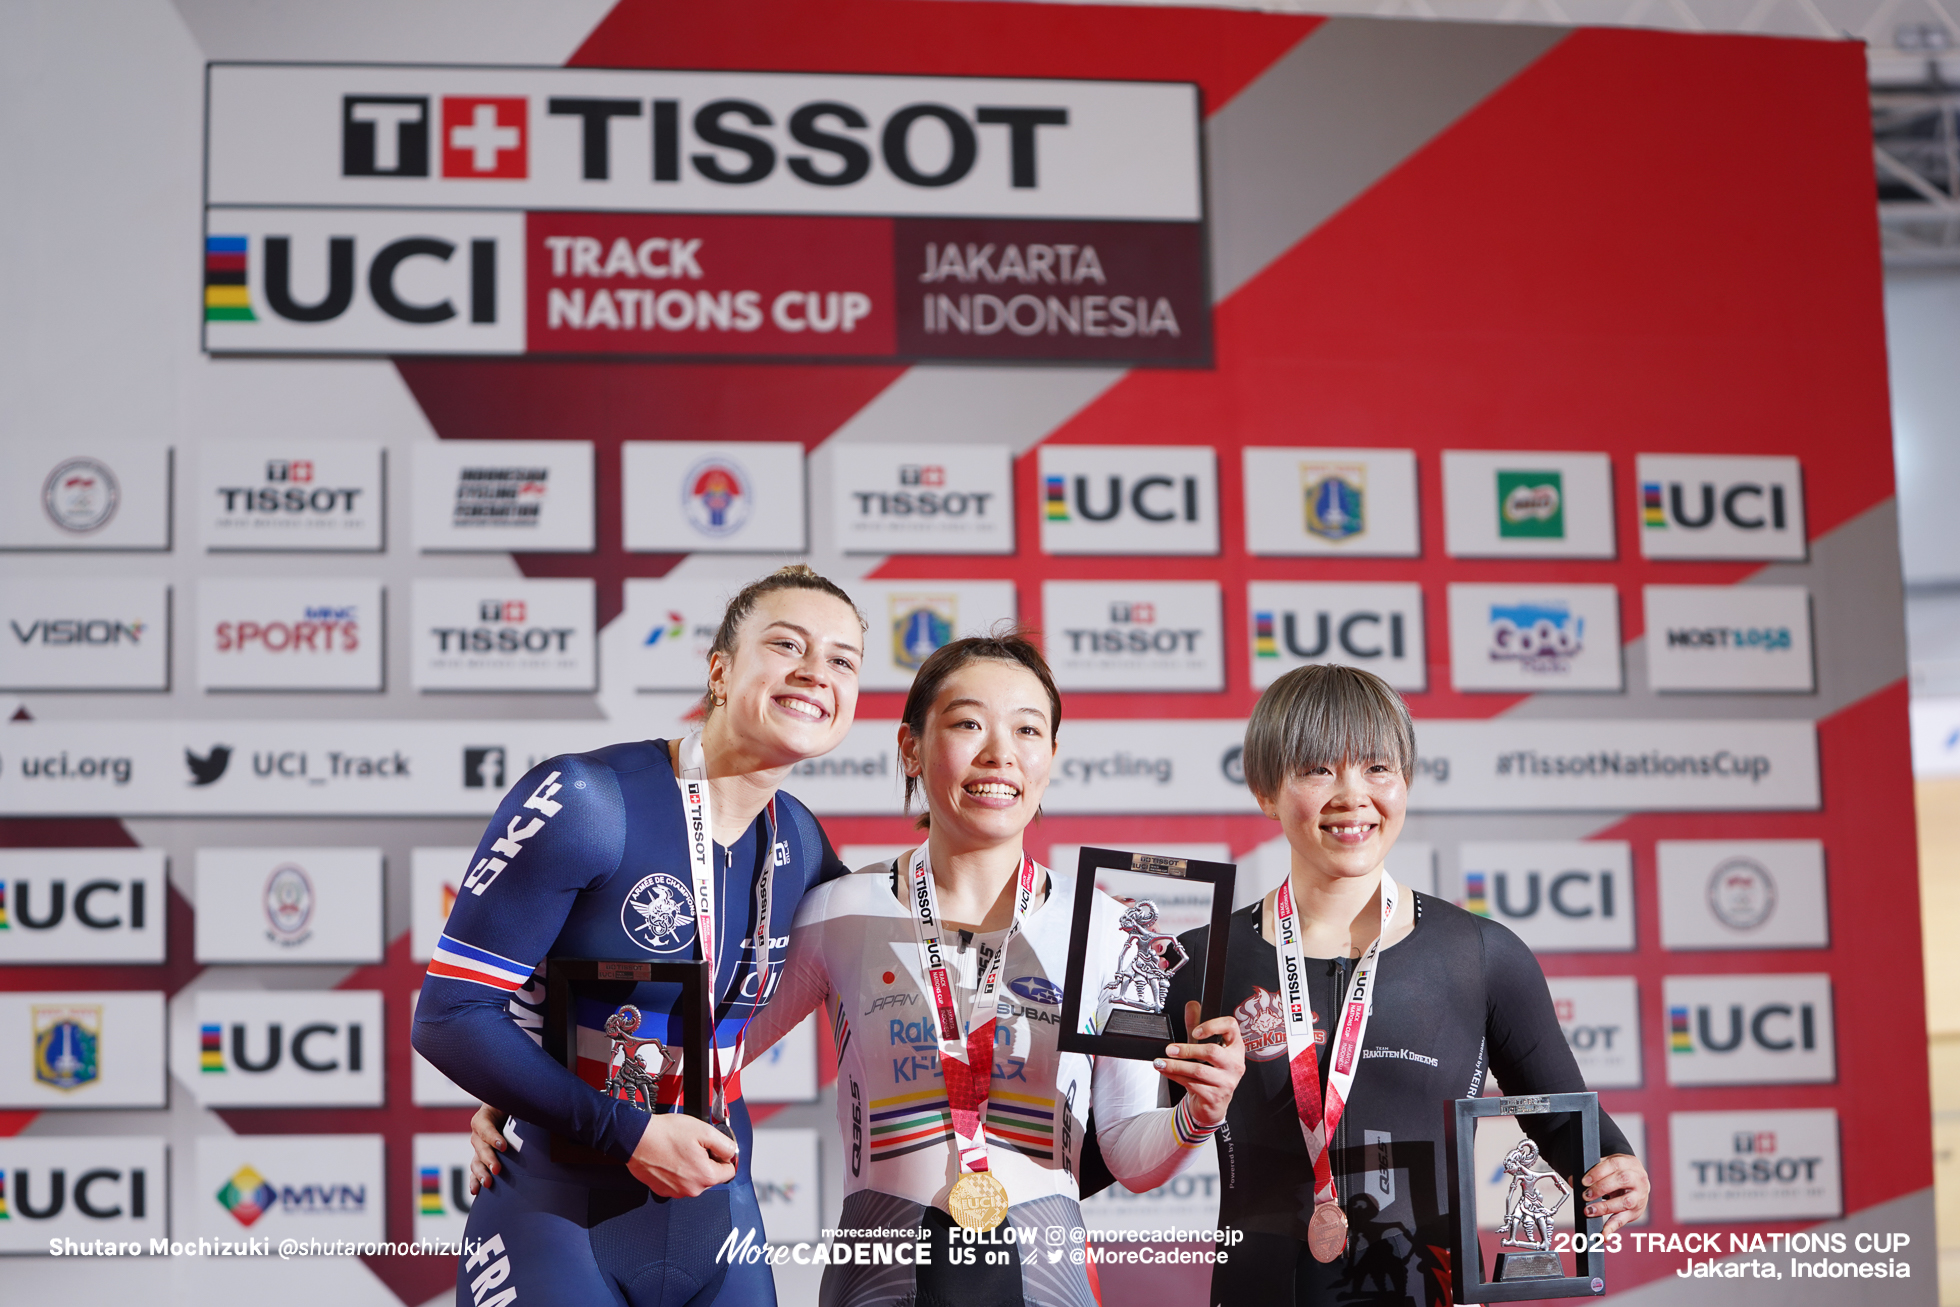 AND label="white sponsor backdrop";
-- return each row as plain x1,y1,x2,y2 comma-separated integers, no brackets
1547,975,1642,1088
0,442,173,552
1662,973,1836,1086
1457,841,1635,952
623,441,808,554
1643,585,1815,693
175,990,385,1106
192,1133,386,1240
0,849,166,964
1242,446,1420,557
749,1127,823,1244
1635,454,1807,560
197,577,384,692
1037,445,1218,556
1042,581,1222,692
411,577,596,692
1668,1109,1841,1223
198,440,386,552
410,1132,477,1244
1656,839,1829,950
855,580,1020,691
1441,450,1615,559
830,443,1015,555
1447,583,1623,694
1247,581,1426,691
